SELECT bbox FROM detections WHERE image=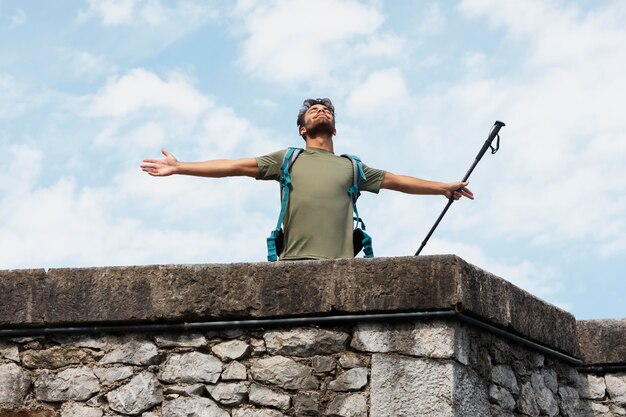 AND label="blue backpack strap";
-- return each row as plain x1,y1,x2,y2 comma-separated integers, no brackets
341,154,374,258
267,147,303,261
